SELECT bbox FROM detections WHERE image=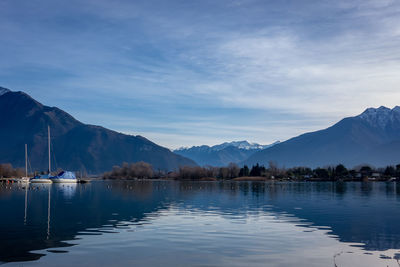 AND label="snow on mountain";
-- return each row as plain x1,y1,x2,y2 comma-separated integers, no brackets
174,141,280,166
211,140,279,151
212,140,266,151
358,106,400,129
176,140,280,152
